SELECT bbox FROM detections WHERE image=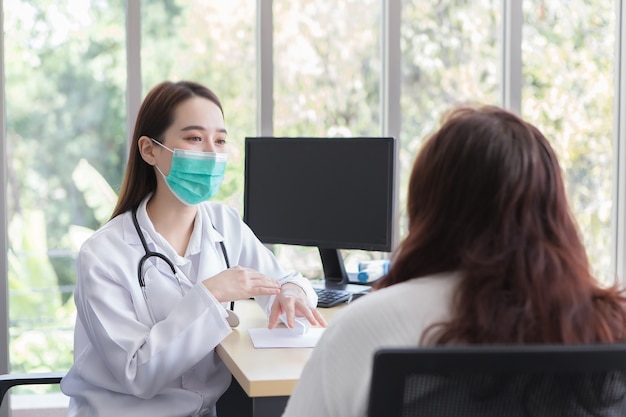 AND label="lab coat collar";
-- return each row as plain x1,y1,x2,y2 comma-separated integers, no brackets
122,194,224,258
121,196,149,248
191,203,225,255
122,195,179,265
179,202,226,257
